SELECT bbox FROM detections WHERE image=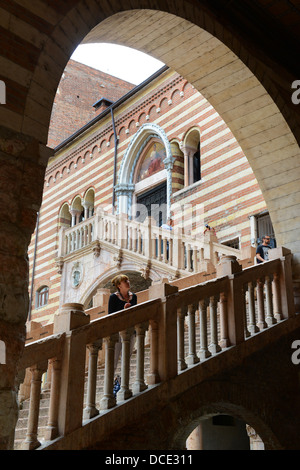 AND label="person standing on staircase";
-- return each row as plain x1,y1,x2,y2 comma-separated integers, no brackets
108,274,137,395
256,235,272,263
108,274,137,314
